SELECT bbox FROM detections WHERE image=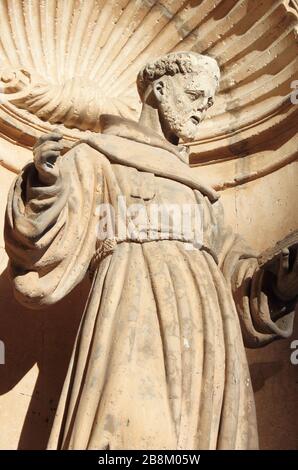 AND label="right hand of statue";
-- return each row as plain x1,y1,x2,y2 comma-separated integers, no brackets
33,129,63,184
